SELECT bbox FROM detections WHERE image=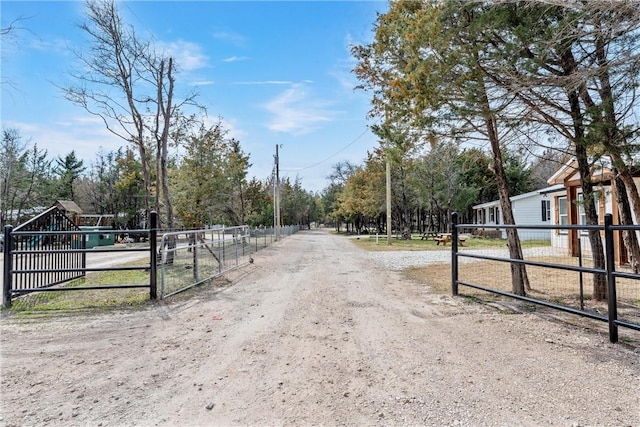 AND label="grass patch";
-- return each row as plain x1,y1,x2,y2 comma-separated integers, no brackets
349,234,551,252
402,257,640,323
7,268,151,315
